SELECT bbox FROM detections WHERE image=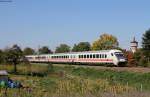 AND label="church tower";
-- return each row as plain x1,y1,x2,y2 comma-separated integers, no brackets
130,37,138,53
